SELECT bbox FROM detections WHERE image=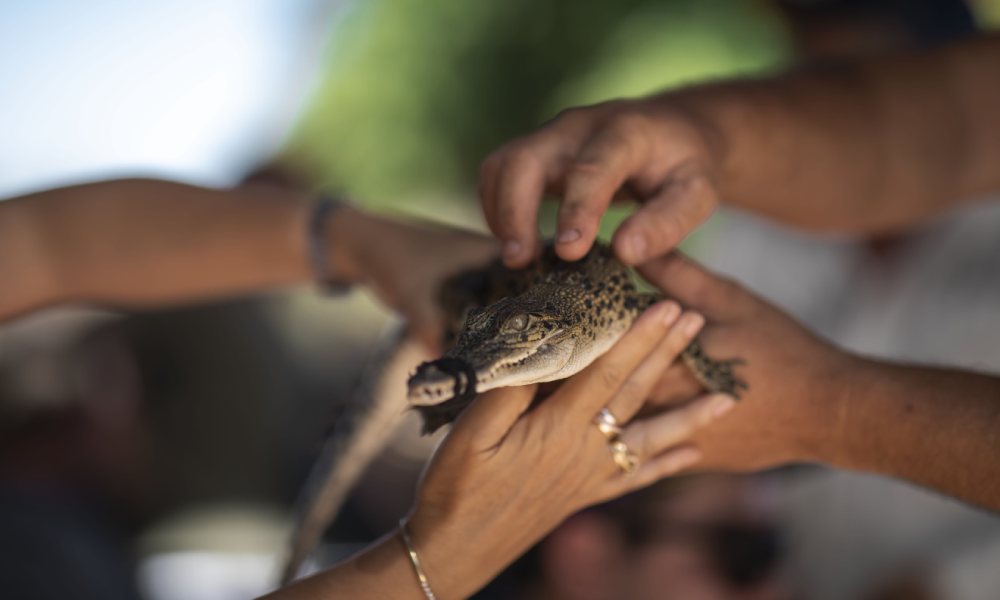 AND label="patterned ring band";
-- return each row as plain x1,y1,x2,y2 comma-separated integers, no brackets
609,439,640,476
594,408,624,440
